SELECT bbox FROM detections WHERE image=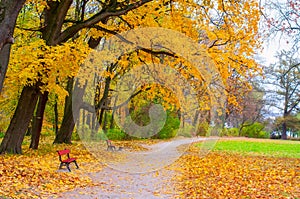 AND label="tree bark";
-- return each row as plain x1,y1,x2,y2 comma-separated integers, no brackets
53,78,86,143
53,78,74,144
30,91,49,149
0,85,39,154
54,95,59,135
281,122,287,140
54,35,102,143
0,0,26,92
0,44,10,92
